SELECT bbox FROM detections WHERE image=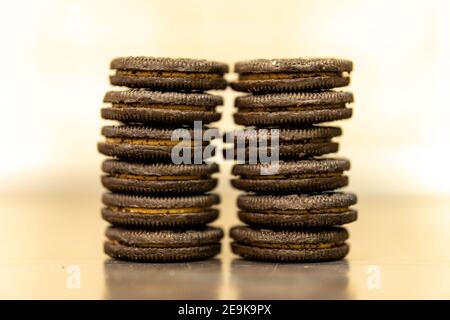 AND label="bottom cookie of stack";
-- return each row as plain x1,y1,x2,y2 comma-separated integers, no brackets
230,226,349,262
105,226,223,262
